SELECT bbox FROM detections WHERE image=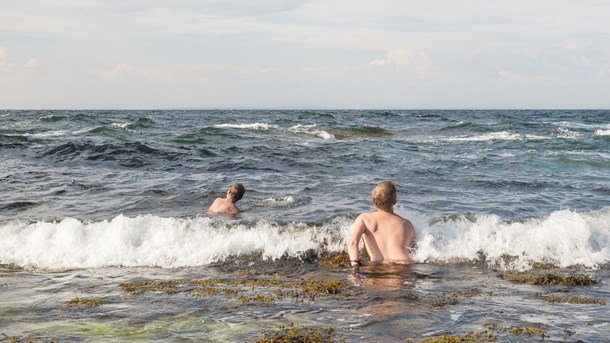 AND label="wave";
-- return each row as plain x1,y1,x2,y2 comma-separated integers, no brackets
288,124,334,140
551,121,610,130
441,131,545,142
399,206,610,271
1,207,608,271
0,215,349,270
331,126,393,140
215,122,335,141
595,129,610,137
214,123,280,131
24,130,69,138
